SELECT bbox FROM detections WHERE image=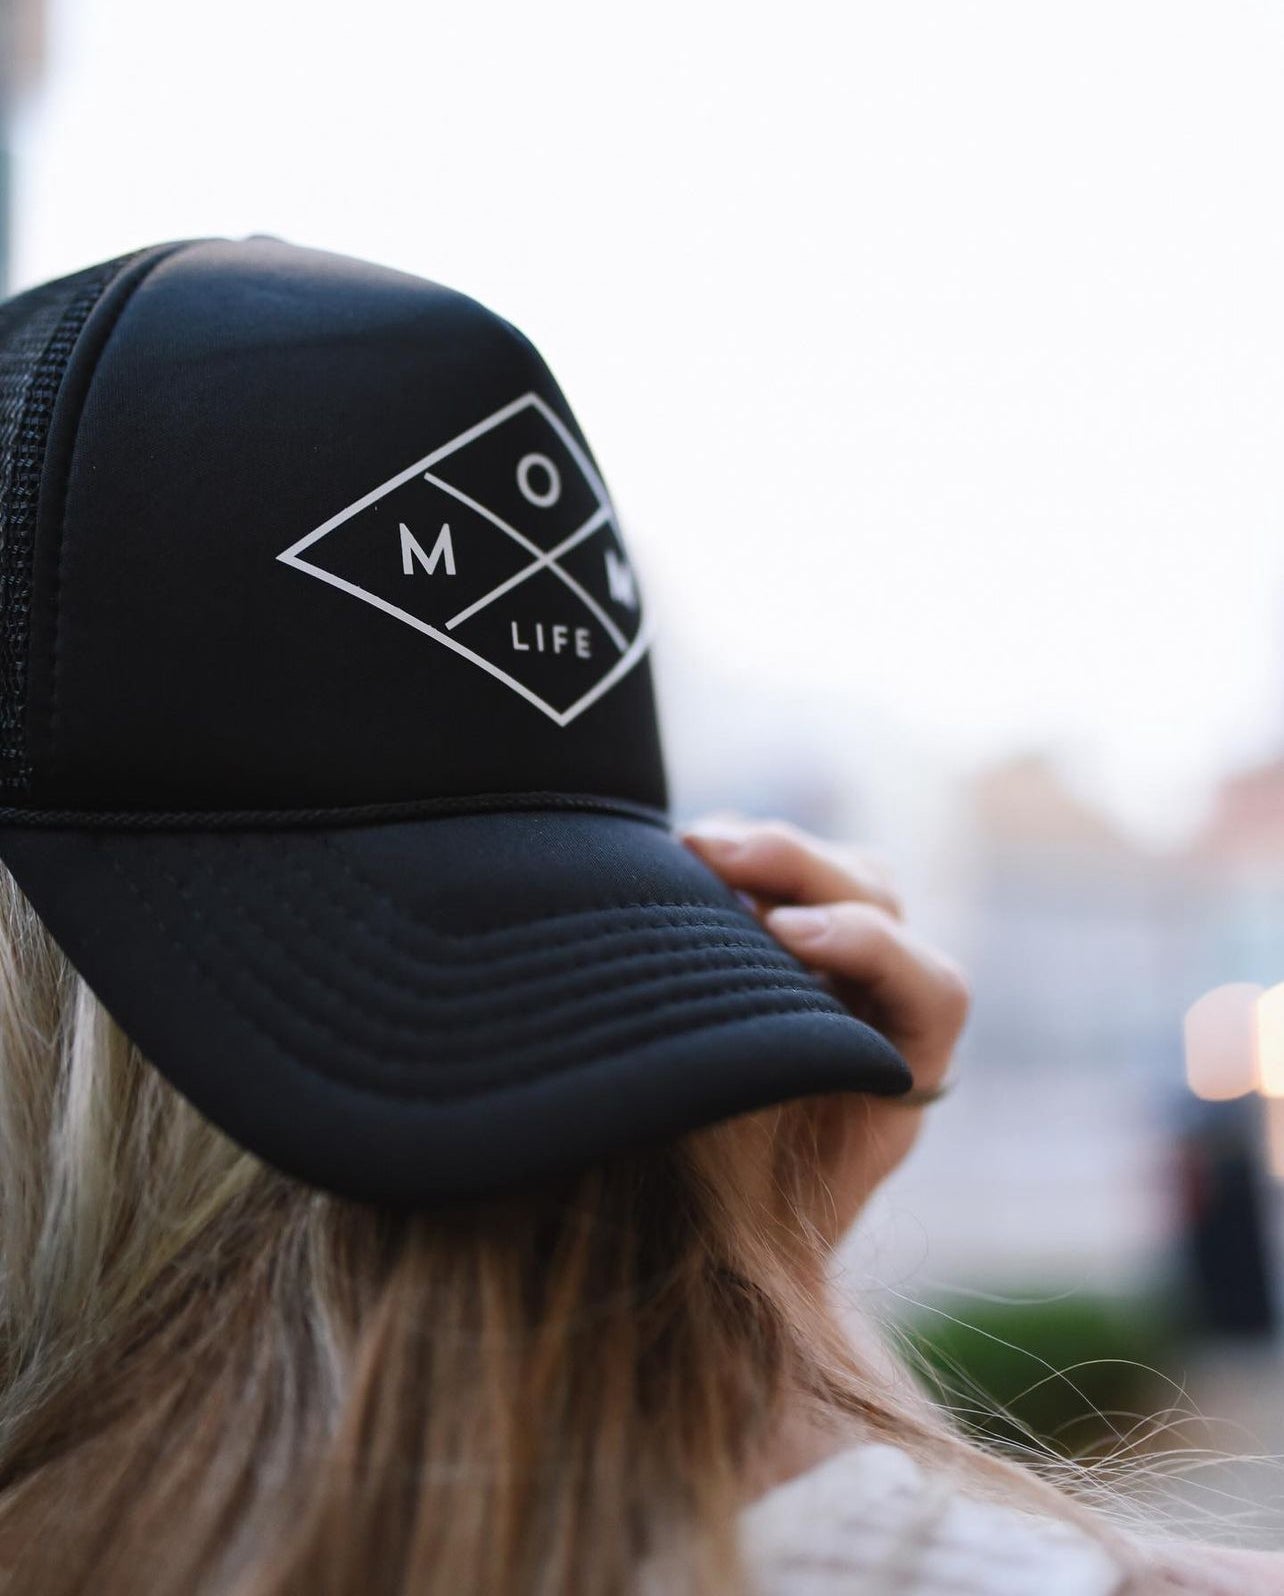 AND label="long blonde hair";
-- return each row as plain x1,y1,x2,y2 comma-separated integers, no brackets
0,862,1137,1595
